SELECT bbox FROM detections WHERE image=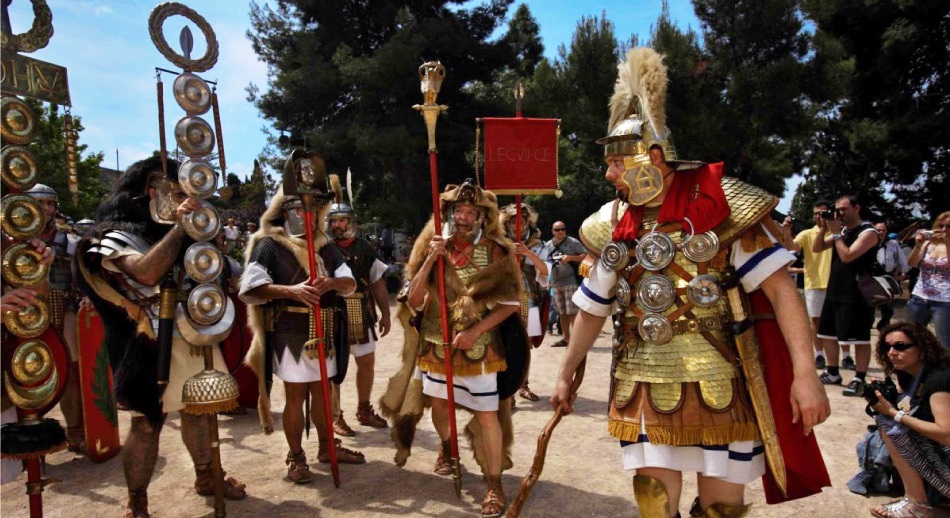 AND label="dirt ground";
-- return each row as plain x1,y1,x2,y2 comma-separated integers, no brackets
0,301,922,518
